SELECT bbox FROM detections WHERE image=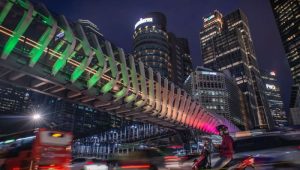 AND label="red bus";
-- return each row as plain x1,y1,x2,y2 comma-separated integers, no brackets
0,128,72,170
